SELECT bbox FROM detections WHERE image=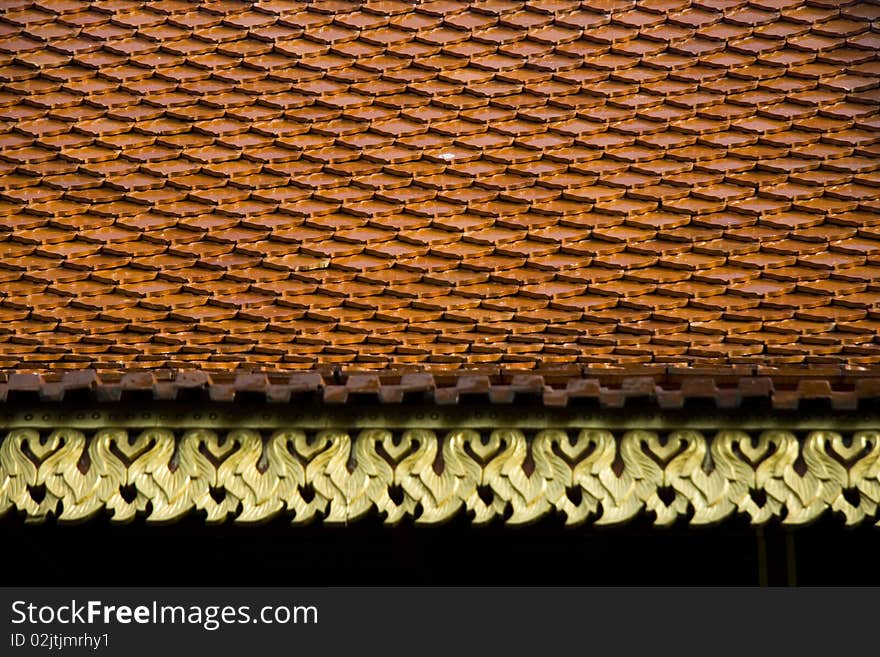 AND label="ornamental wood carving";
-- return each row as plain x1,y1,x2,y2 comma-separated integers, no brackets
2,428,880,526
